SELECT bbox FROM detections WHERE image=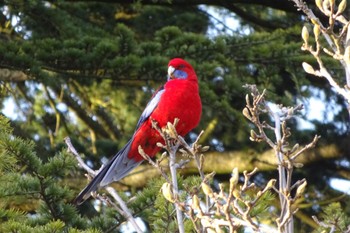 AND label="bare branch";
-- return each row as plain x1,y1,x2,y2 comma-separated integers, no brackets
64,137,143,233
